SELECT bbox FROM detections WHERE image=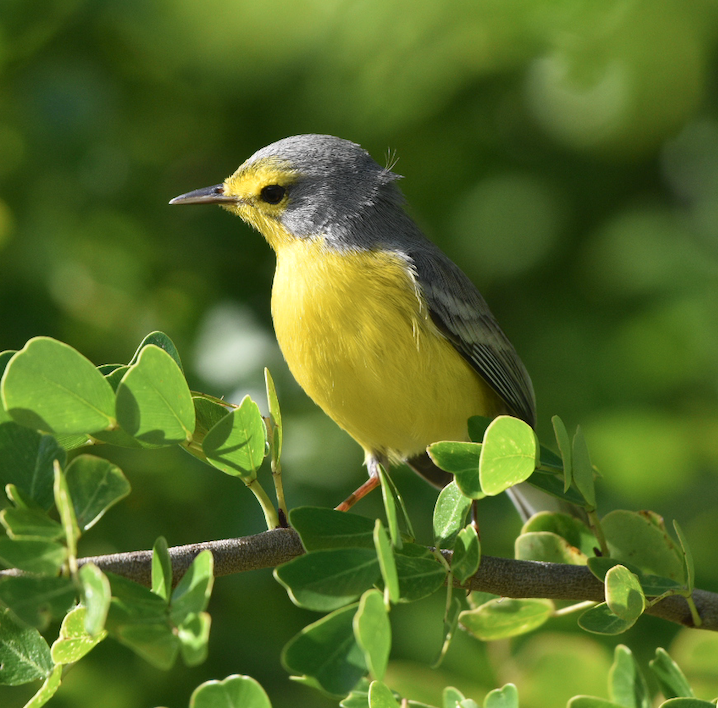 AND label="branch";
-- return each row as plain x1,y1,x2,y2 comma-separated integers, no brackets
1,528,715,631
